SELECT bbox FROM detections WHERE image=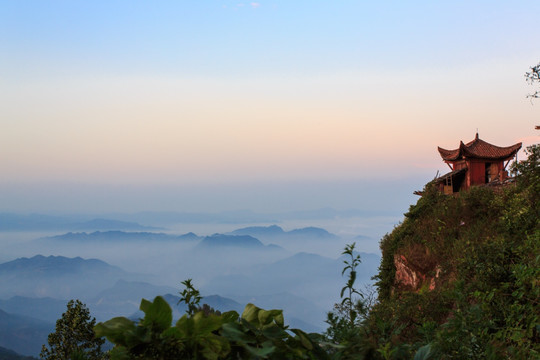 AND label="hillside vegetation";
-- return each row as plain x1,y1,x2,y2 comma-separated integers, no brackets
364,144,539,358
